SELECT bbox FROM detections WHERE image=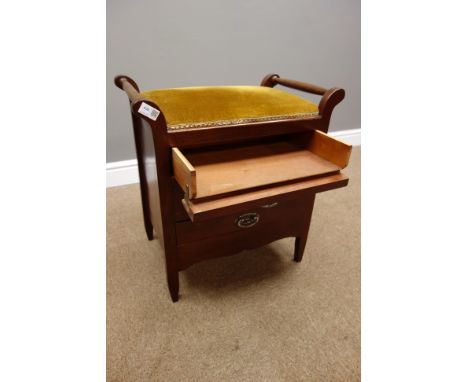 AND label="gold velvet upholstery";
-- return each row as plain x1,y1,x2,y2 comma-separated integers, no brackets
141,86,319,130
